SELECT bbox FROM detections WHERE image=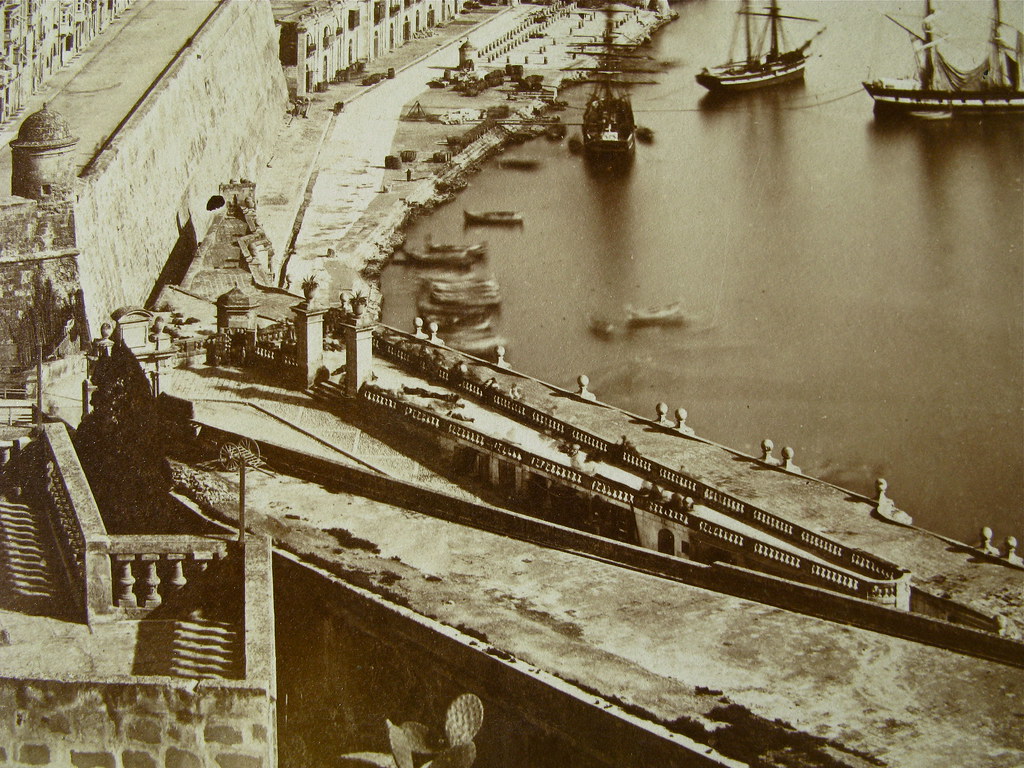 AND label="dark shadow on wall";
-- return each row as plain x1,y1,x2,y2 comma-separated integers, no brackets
147,213,198,310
